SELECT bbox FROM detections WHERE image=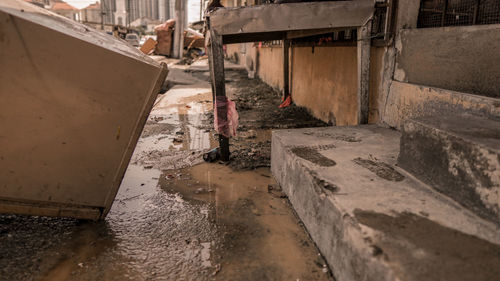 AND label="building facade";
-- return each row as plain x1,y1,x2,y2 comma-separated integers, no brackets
112,0,172,26
49,0,79,21
80,2,101,24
